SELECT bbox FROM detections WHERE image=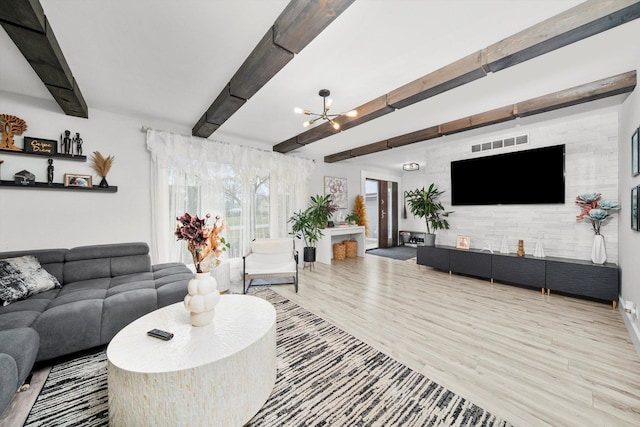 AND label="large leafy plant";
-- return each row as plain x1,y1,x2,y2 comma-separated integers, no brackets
405,183,452,234
288,194,337,248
